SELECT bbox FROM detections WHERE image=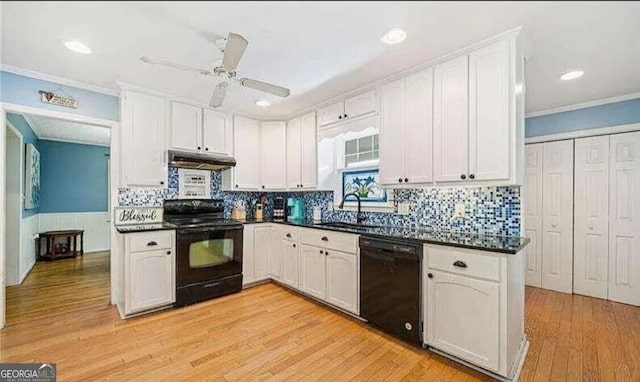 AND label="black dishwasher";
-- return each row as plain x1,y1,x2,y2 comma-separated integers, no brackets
359,237,422,346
